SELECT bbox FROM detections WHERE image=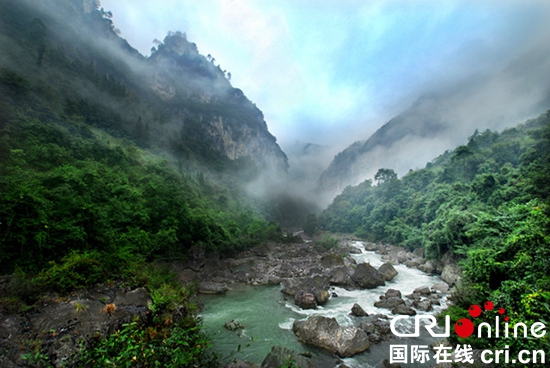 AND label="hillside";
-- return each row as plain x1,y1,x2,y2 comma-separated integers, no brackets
320,111,550,356
0,0,288,174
